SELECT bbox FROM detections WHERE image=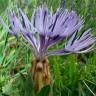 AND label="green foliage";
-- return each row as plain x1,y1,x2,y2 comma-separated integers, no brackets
37,85,51,96
0,0,96,96
0,0,9,14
